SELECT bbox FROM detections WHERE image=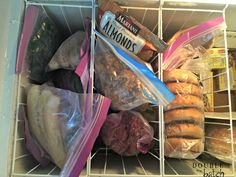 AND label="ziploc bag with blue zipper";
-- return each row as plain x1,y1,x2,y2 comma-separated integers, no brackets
94,31,175,110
